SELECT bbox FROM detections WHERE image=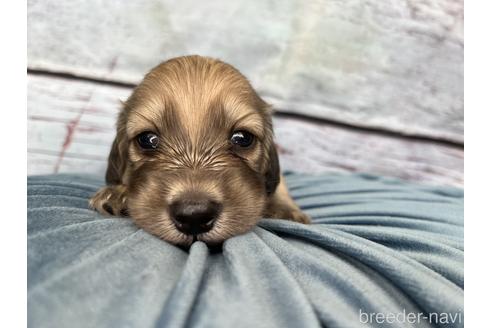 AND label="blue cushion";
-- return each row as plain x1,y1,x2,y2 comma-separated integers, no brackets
28,173,464,327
